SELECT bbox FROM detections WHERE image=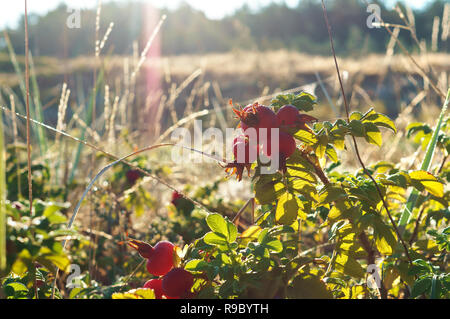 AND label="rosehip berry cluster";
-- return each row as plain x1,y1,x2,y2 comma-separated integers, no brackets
225,102,317,180
128,239,194,299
